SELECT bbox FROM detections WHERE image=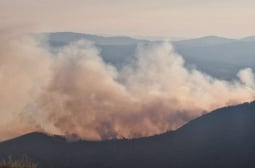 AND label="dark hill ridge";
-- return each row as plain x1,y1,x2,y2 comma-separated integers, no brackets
1,101,255,168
